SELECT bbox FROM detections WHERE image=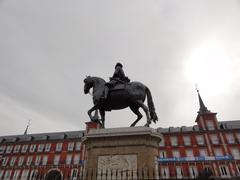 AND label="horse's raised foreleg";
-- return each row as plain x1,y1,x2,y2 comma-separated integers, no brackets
129,106,143,127
136,101,151,127
87,105,98,121
99,109,105,128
